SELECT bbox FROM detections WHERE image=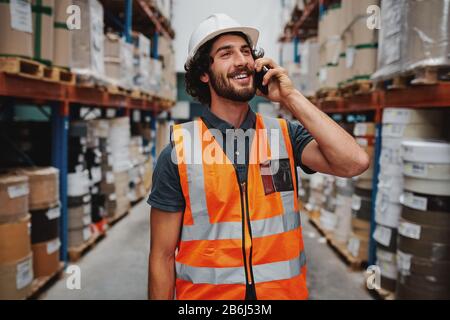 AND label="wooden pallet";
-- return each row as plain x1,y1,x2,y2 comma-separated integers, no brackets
377,66,450,90
42,66,75,85
316,87,341,101
131,89,151,100
27,262,65,299
0,57,44,80
68,232,106,262
339,80,374,97
106,84,131,96
308,214,366,270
